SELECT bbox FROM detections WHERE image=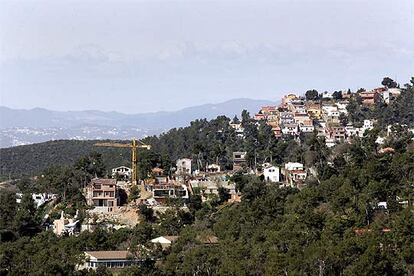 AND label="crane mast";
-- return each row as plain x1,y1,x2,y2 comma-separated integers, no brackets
94,139,151,185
